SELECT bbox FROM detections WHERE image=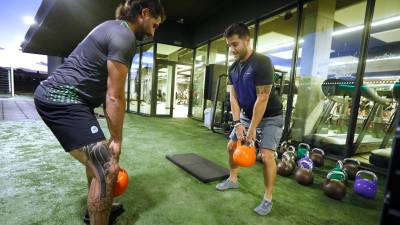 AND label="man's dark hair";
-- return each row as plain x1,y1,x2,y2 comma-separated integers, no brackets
224,22,250,38
116,0,166,22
